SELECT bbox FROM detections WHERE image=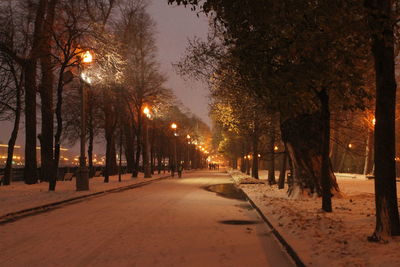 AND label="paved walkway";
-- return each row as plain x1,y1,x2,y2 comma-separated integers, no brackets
0,170,294,267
